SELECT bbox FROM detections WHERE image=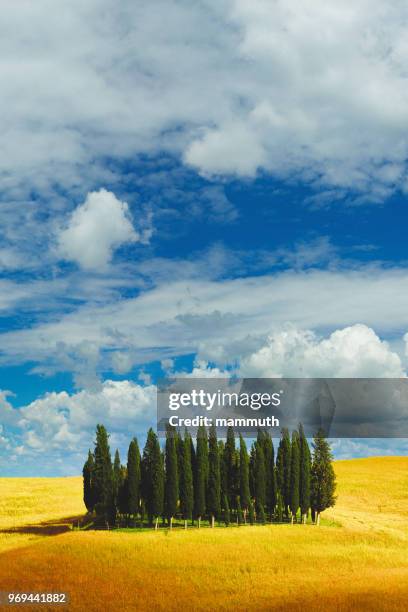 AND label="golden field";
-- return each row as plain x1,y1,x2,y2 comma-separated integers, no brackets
0,457,407,611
